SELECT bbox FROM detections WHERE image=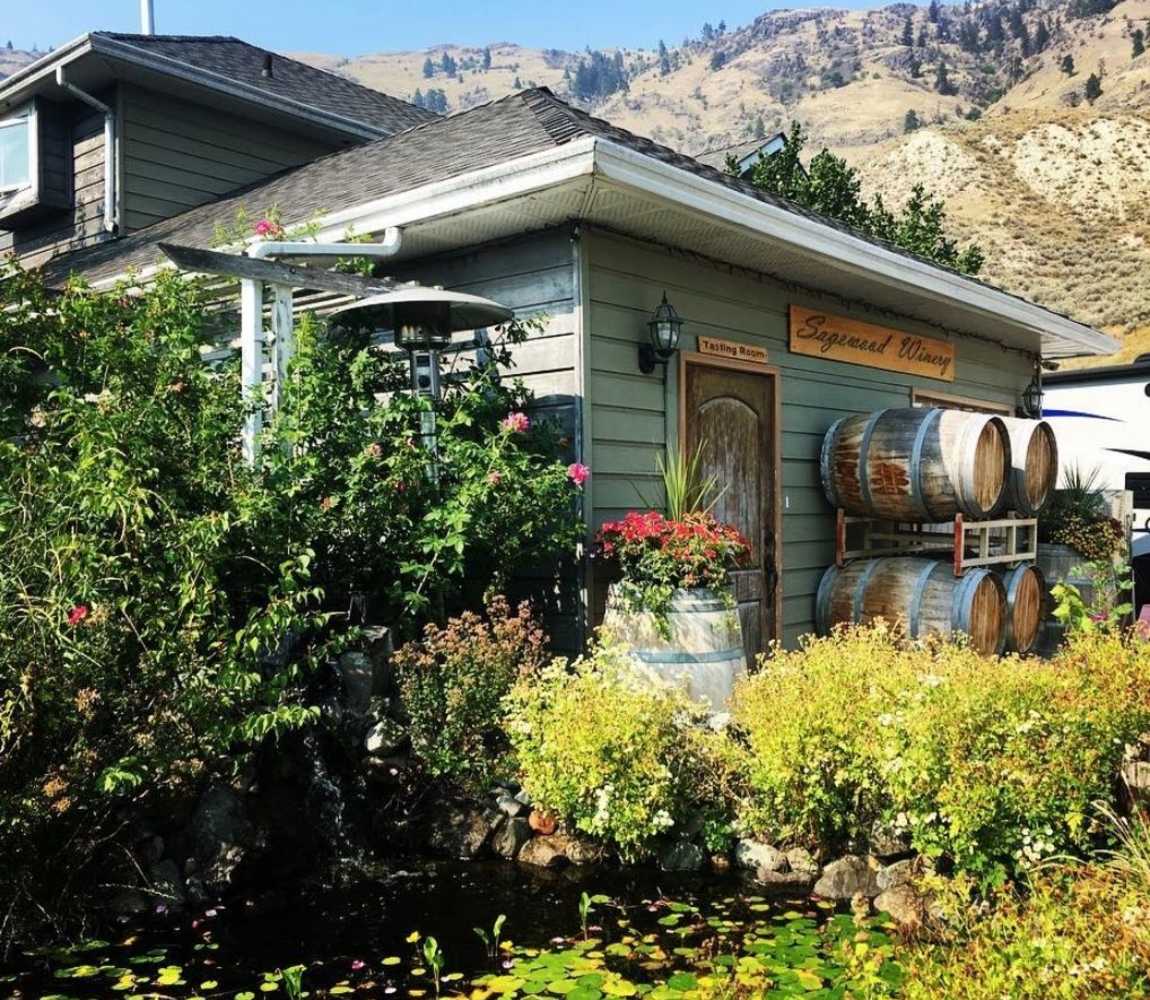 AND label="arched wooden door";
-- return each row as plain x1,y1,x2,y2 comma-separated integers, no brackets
681,354,781,663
